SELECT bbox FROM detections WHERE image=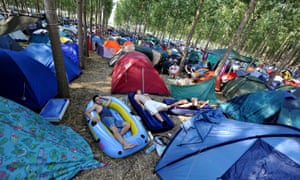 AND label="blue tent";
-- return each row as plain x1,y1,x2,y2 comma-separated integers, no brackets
92,34,104,46
29,31,50,44
0,34,23,50
0,96,106,179
154,109,300,179
0,48,58,111
61,42,80,66
22,43,81,82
